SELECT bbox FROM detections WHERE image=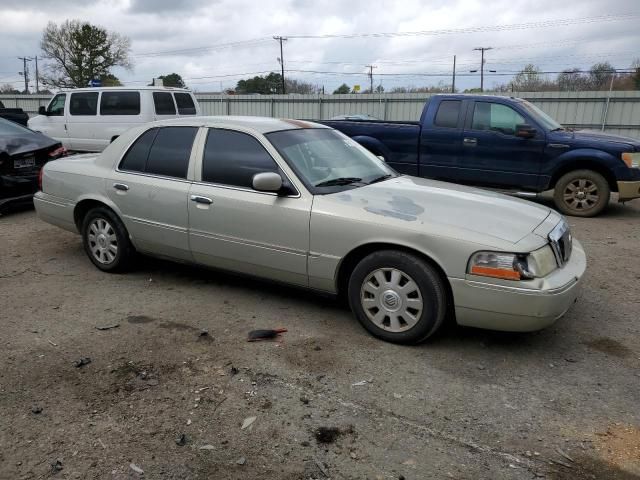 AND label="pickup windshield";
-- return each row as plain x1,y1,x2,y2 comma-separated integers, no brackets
266,128,396,193
518,100,563,131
